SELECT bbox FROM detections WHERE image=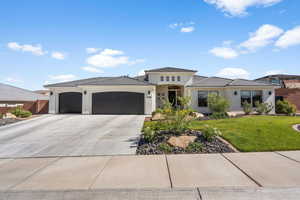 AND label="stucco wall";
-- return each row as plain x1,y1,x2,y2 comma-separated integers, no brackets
147,72,194,86
186,87,276,114
48,85,156,115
